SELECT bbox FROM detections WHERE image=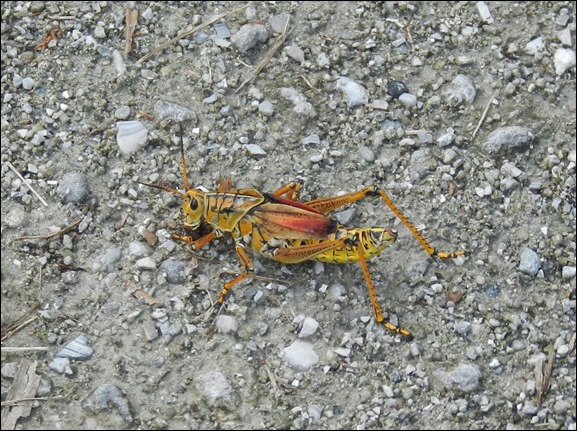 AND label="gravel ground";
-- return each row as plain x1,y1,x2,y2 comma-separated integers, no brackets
1,1,576,430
